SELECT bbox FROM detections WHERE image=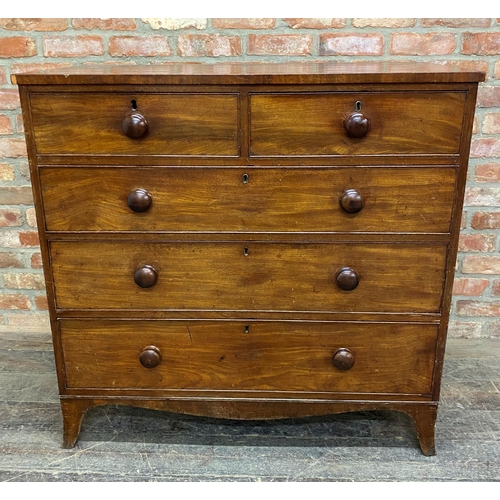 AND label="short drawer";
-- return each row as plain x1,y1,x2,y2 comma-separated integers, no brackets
29,92,239,156
250,92,465,156
50,241,447,313
60,319,437,395
40,166,456,234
